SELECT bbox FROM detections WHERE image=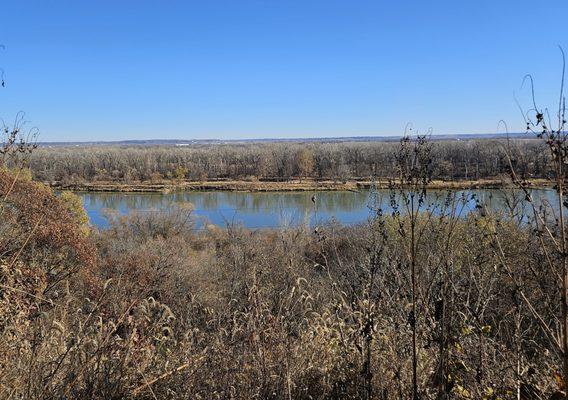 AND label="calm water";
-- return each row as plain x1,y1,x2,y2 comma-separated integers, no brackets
77,188,559,229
